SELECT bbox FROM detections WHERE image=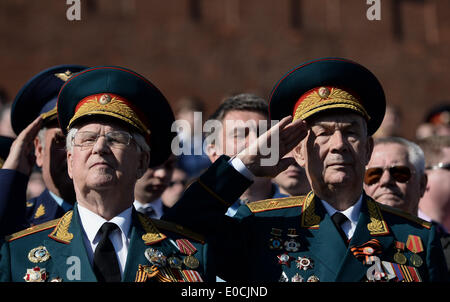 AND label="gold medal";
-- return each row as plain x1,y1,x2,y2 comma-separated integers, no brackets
183,255,200,269
406,235,424,267
393,252,407,265
410,253,423,267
